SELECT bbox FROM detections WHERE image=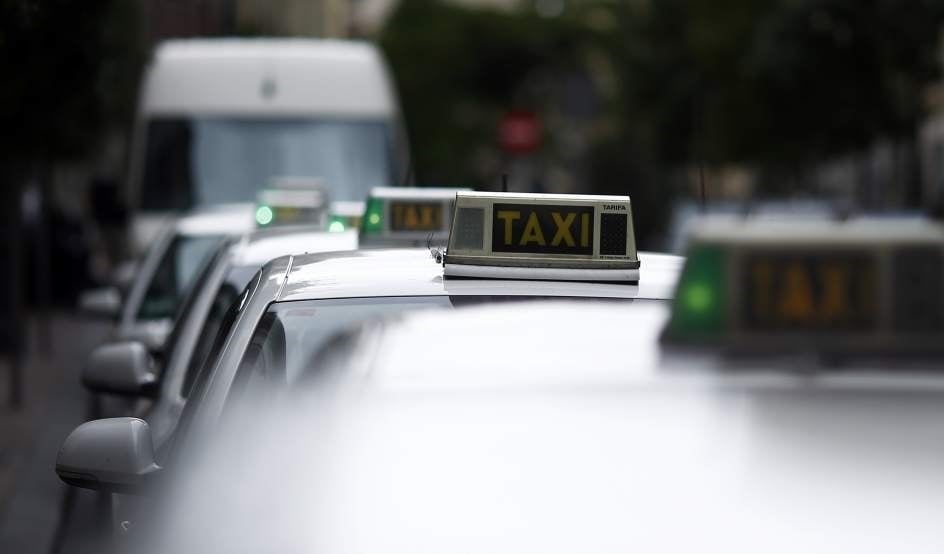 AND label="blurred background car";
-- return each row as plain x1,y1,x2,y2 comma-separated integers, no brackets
80,205,255,353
